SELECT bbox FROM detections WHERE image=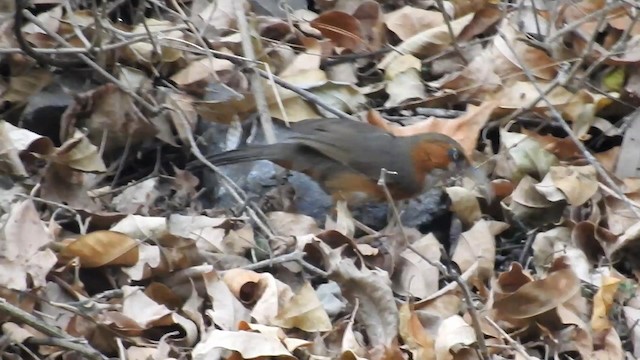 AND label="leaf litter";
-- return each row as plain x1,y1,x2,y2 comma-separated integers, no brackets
1,0,640,359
